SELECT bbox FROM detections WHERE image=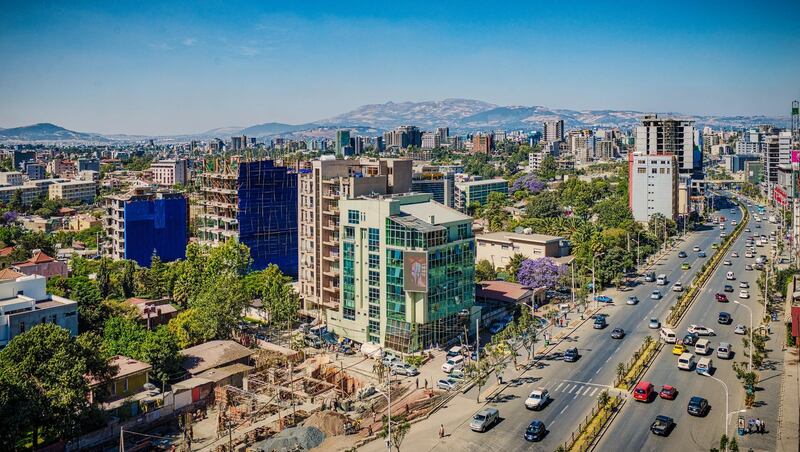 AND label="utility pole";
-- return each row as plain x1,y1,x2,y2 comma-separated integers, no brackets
476,318,480,365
